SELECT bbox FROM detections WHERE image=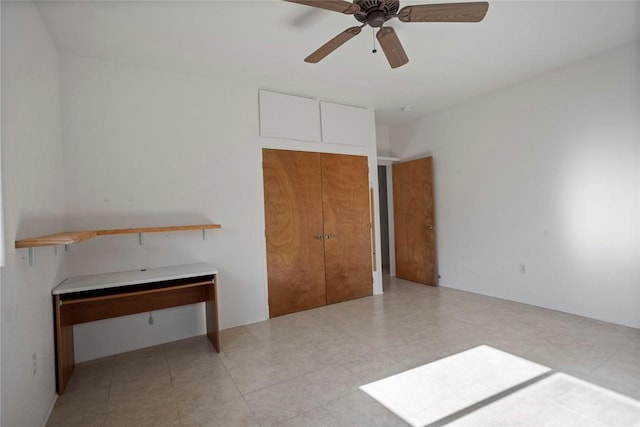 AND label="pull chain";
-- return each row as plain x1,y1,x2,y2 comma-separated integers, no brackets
372,28,377,54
